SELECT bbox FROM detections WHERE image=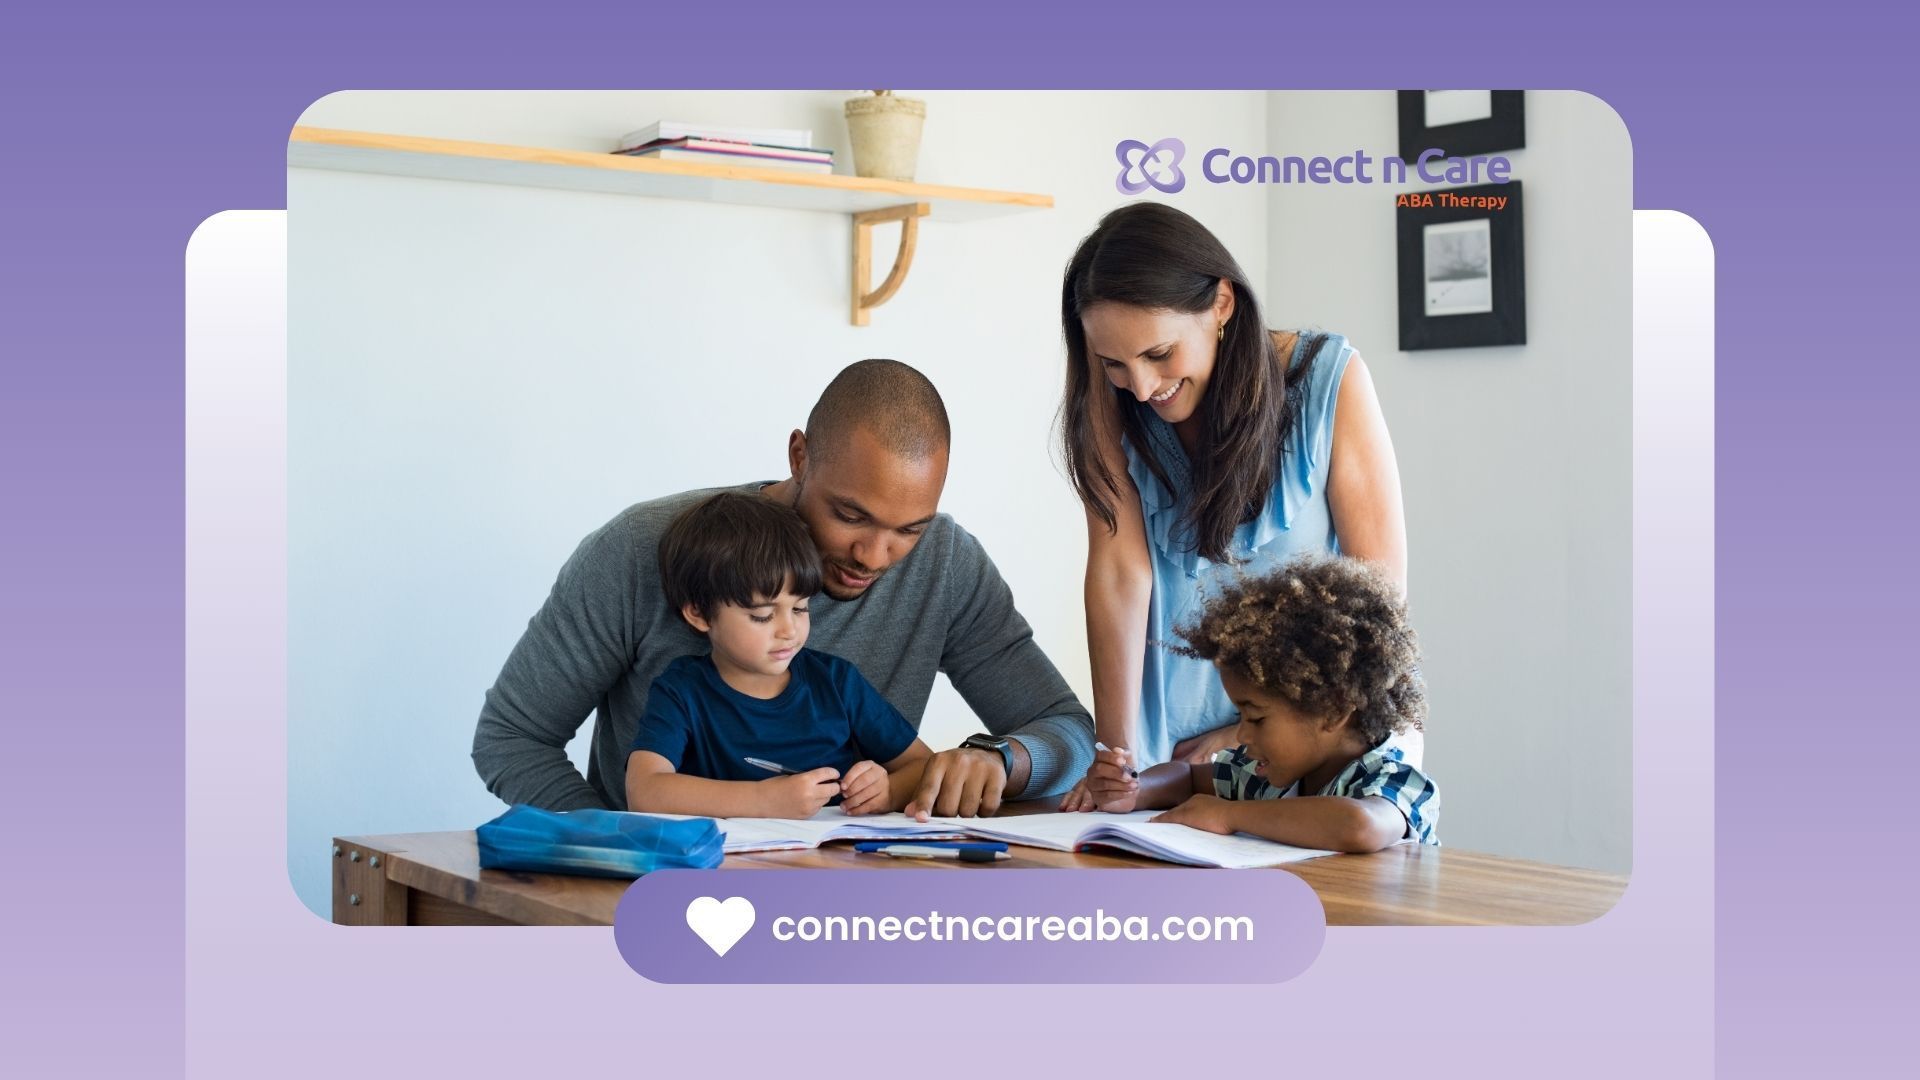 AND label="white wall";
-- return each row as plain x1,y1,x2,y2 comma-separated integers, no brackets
286,91,1630,915
1264,92,1633,873
288,90,1270,914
